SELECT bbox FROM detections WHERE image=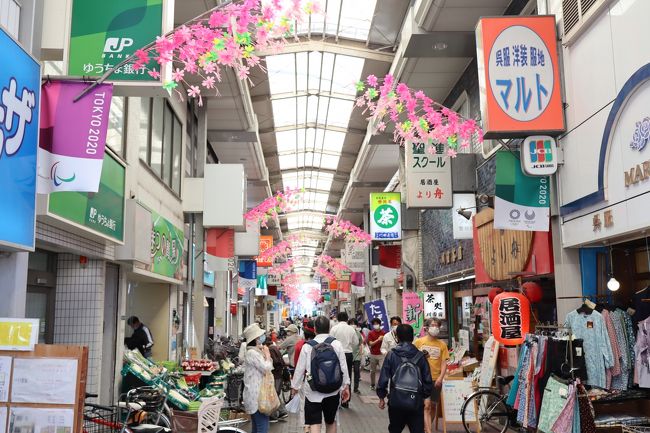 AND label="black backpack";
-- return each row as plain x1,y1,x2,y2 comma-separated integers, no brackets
389,351,425,410
307,337,343,393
